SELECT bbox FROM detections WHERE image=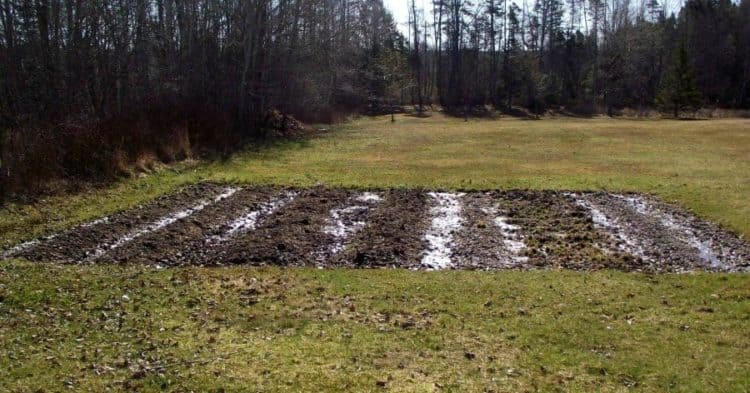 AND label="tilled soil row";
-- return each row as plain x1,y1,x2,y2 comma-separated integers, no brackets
453,192,525,269
6,183,232,263
4,185,749,272
570,192,750,272
211,188,353,267
338,189,429,269
102,187,281,266
501,191,634,271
